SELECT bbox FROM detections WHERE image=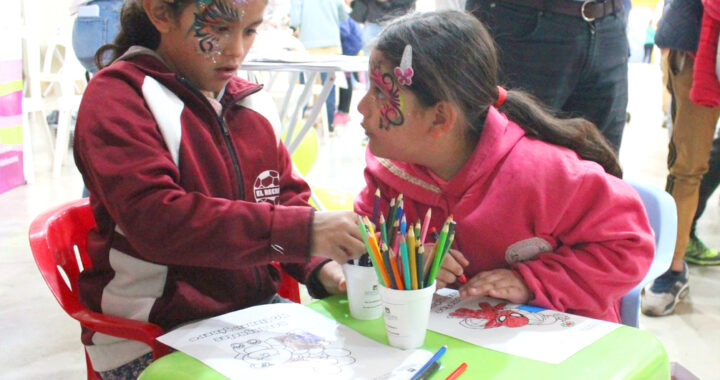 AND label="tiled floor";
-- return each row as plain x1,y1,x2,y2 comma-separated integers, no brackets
2,62,719,379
